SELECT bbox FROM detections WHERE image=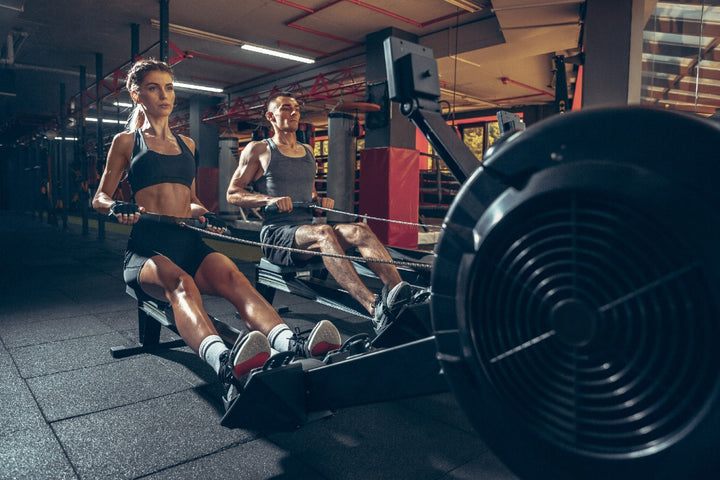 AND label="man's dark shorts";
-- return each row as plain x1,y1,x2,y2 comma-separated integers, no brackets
123,219,215,290
260,223,312,267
